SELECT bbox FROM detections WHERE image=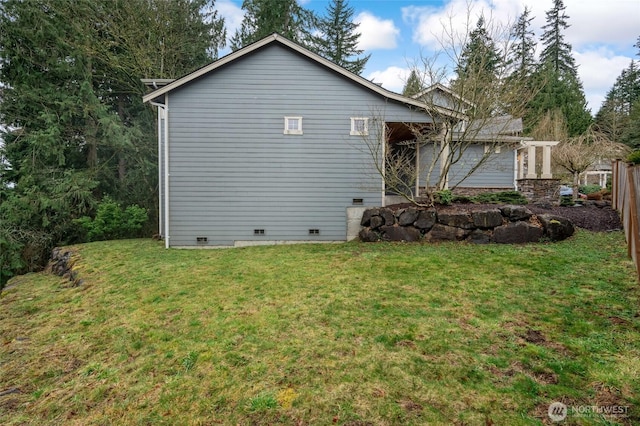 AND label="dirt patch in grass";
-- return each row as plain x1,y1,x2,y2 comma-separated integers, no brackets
521,328,546,344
